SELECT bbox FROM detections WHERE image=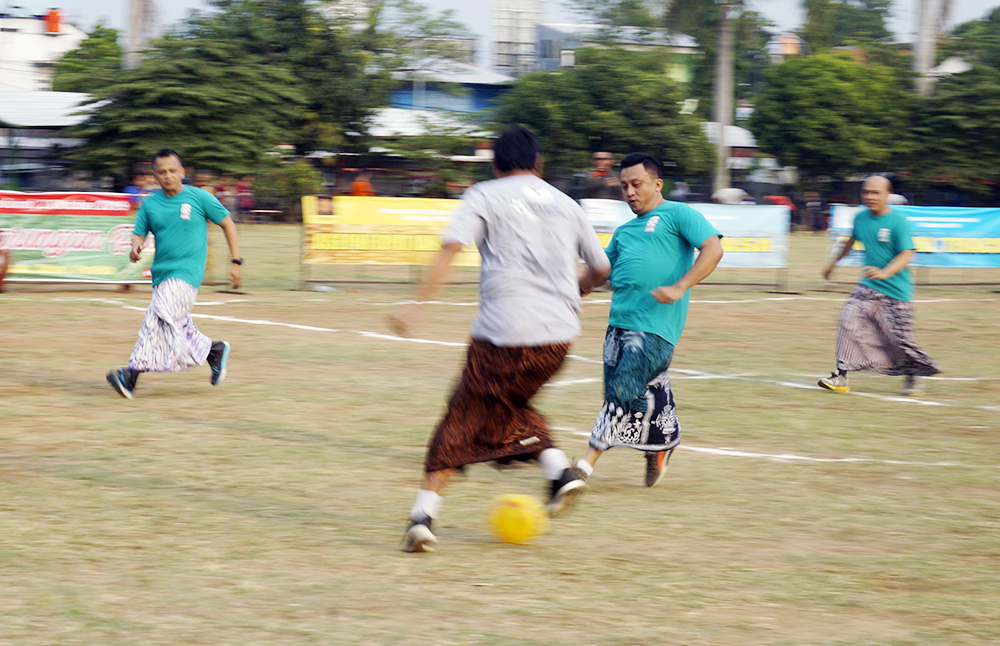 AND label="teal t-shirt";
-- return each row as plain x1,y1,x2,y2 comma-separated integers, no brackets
852,207,915,302
606,201,722,345
133,185,230,288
